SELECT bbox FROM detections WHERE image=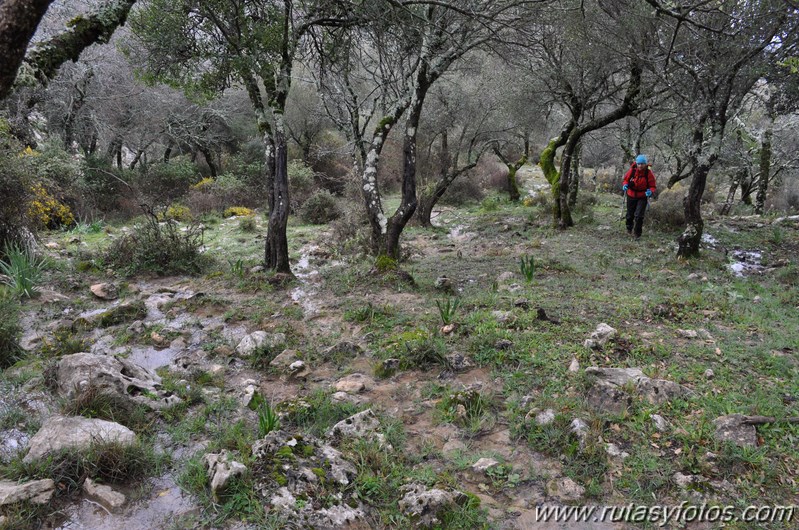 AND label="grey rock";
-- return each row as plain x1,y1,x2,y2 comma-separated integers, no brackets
55,352,180,410
492,311,515,324
398,483,468,527
704,368,715,380
0,479,55,506
326,409,387,447
442,438,467,455
472,457,500,473
270,349,301,369
535,409,556,426
651,414,669,432
0,428,30,463
323,341,363,360
568,358,580,372
334,373,371,394
203,452,247,500
585,367,689,413
83,478,126,511
434,276,453,292
546,477,585,501
24,416,136,463
445,352,473,372
606,443,629,460
90,283,118,300
712,414,757,448
236,331,286,357
584,323,616,350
